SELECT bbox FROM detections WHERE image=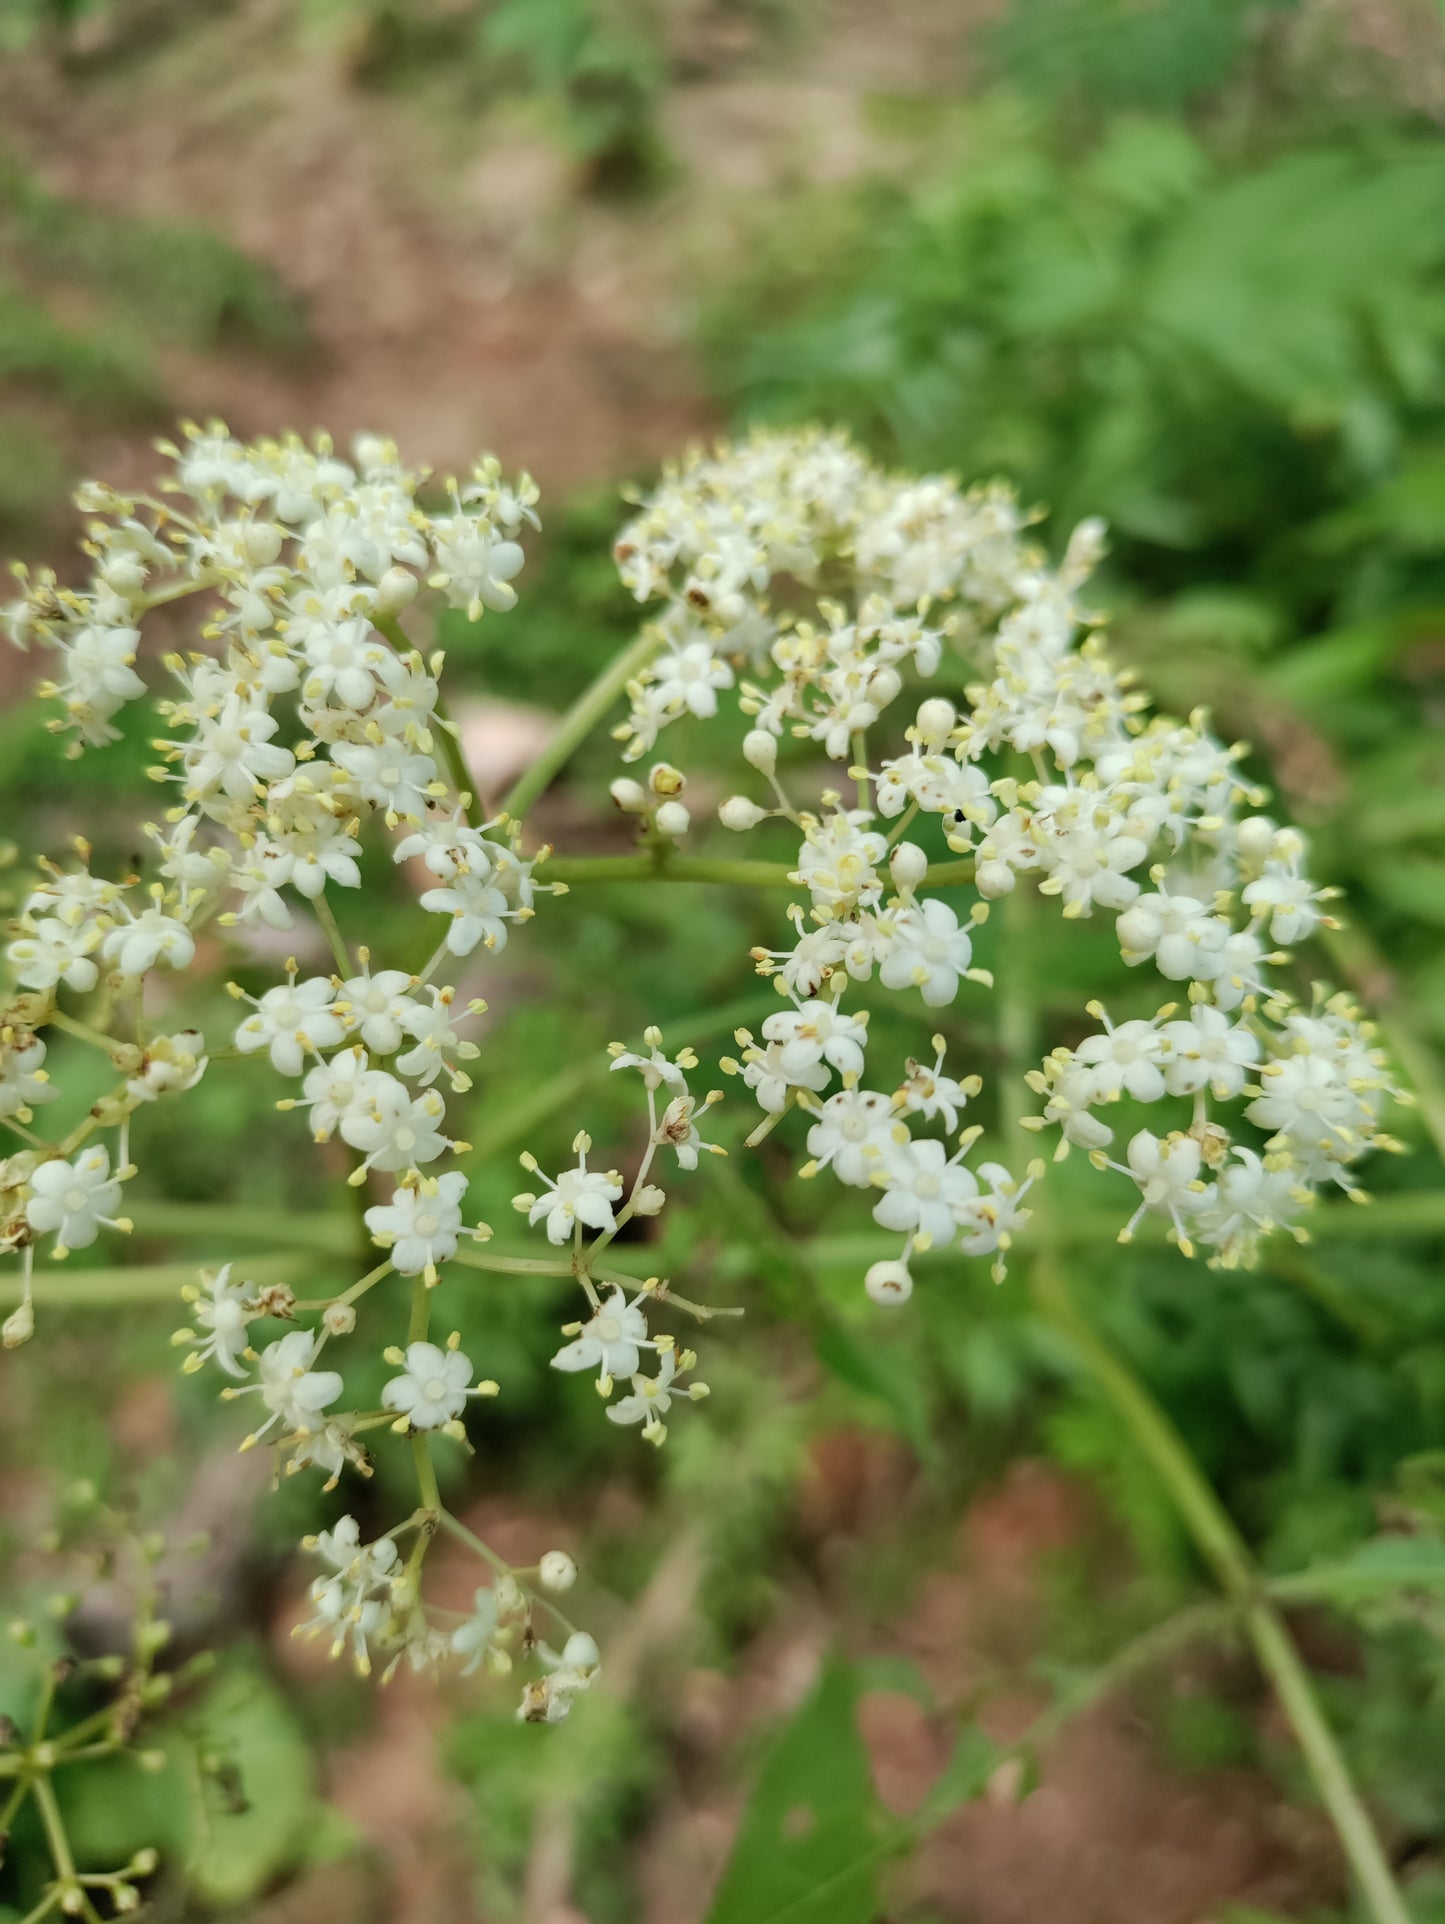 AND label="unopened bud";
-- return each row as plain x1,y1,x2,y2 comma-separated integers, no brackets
864,1259,913,1307
376,566,419,614
890,842,928,890
654,800,690,839
915,697,957,746
742,730,777,774
538,1550,577,1592
719,795,766,832
610,778,648,814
